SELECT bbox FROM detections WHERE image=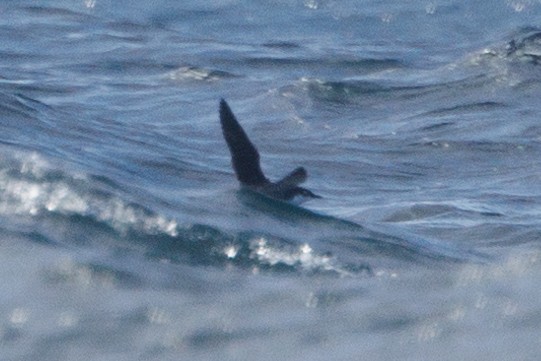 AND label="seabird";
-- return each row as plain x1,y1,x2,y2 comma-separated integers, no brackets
219,99,321,204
